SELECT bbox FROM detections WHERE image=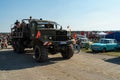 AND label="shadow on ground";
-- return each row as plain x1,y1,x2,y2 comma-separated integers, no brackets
0,50,65,71
105,57,120,65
